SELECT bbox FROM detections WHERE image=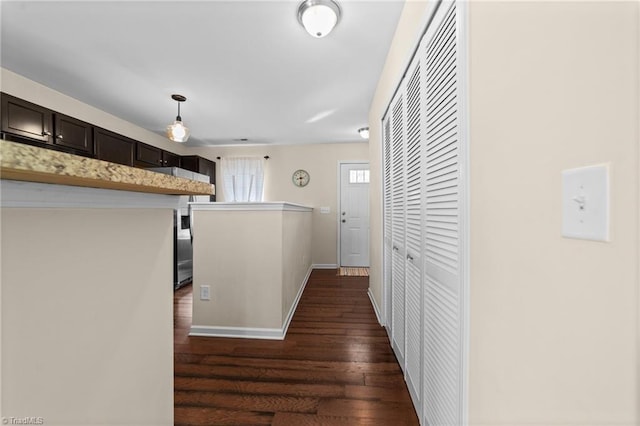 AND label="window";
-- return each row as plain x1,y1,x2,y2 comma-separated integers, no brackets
221,156,265,202
349,169,370,184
